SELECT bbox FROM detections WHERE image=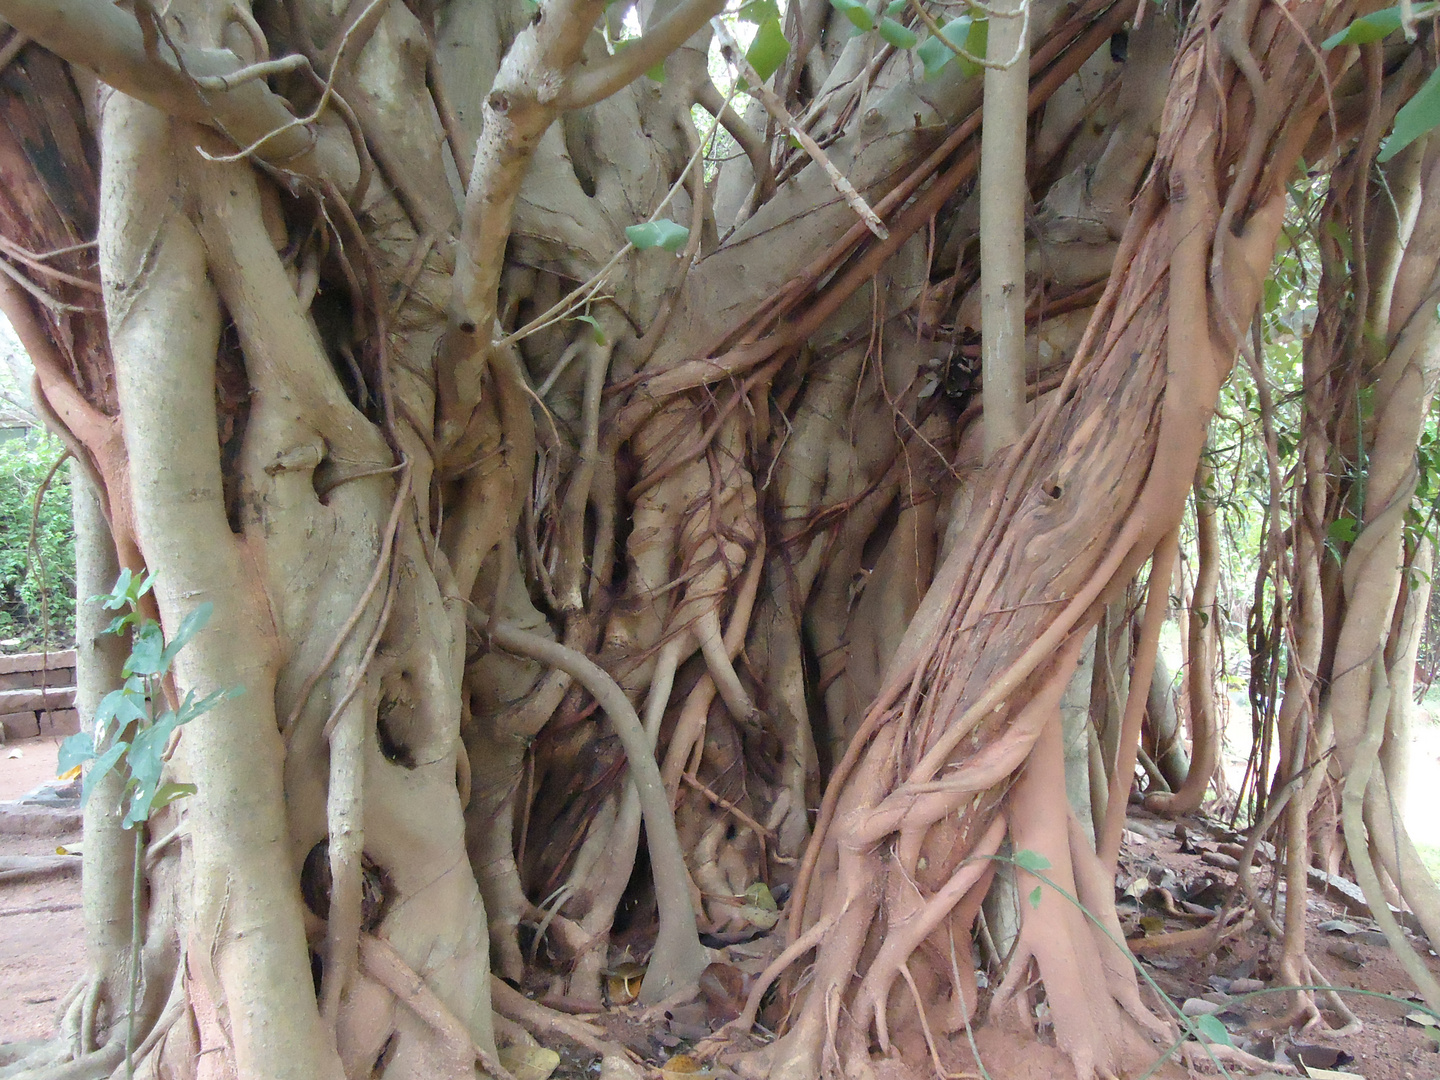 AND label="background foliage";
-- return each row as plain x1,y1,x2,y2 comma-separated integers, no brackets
0,430,75,651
